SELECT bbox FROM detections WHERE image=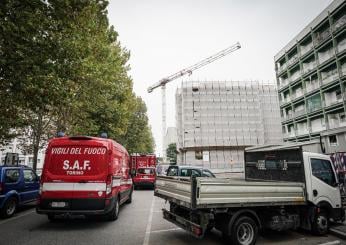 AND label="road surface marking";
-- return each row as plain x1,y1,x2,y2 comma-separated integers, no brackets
0,210,35,225
149,228,182,234
319,241,341,245
143,196,155,245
